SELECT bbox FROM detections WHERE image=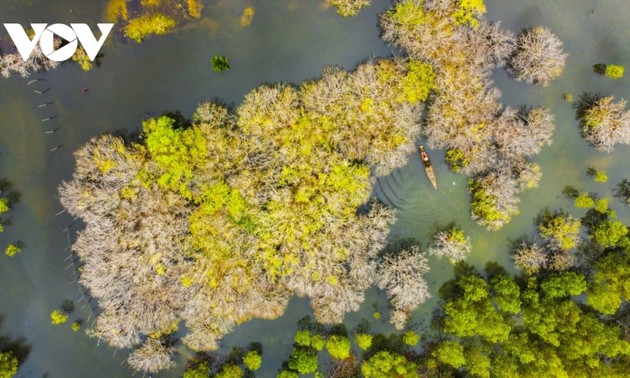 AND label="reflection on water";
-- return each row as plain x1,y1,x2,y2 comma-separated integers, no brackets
0,0,629,376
